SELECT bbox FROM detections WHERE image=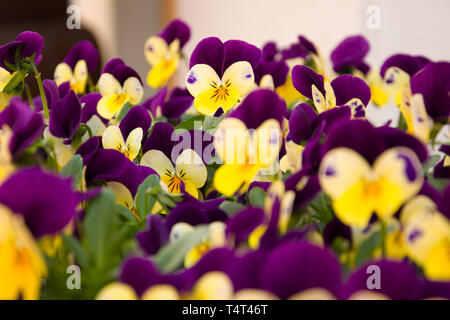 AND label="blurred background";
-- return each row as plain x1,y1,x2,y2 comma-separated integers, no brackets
1,0,449,101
